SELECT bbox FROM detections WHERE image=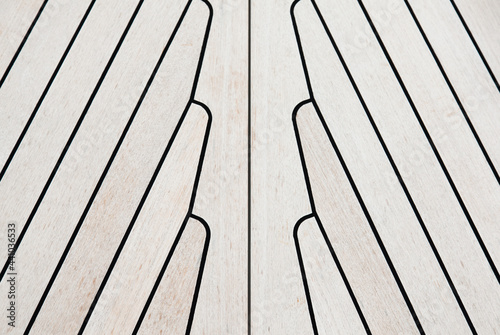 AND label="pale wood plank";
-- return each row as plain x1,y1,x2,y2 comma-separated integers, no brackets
307,0,500,332
0,0,498,333
358,1,500,331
